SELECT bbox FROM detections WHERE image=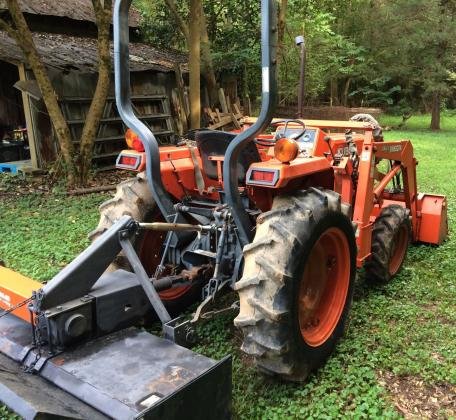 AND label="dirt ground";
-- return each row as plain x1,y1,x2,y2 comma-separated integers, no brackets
379,371,456,419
